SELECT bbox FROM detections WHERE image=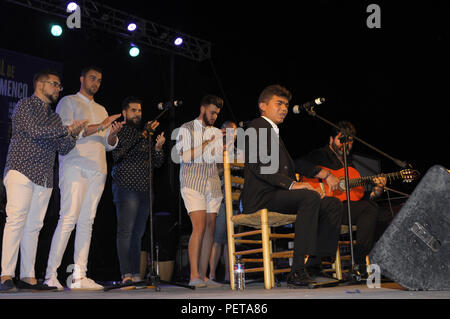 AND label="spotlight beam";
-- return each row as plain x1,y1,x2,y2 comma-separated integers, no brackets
5,0,211,61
